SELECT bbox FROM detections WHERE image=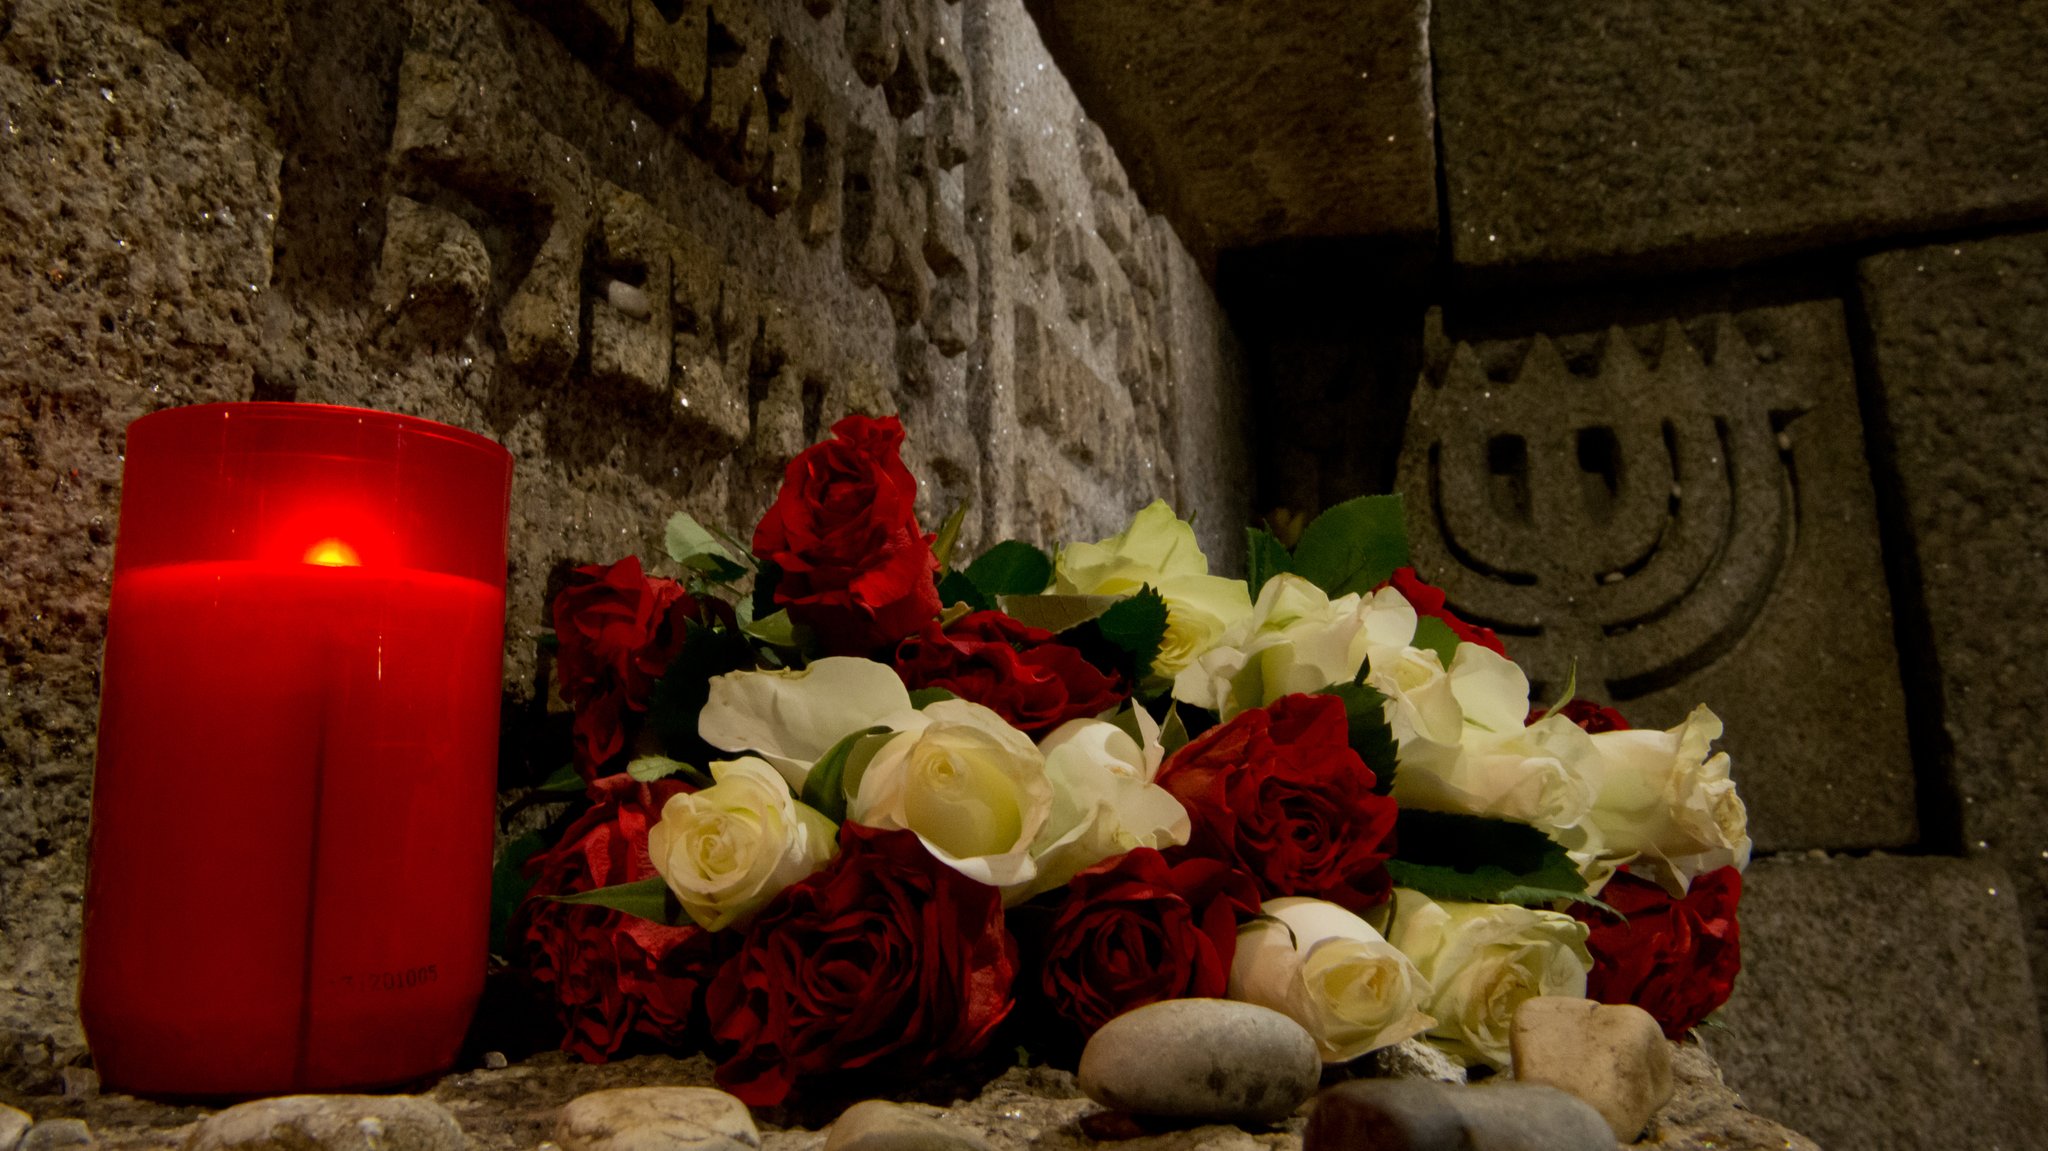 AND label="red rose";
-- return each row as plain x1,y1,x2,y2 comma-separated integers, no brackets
1533,698,1633,733
513,776,724,1060
1036,849,1261,1035
1156,693,1399,913
752,414,942,656
1571,867,1742,1039
552,557,699,777
706,823,1017,1106
1384,567,1506,657
892,611,1126,736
